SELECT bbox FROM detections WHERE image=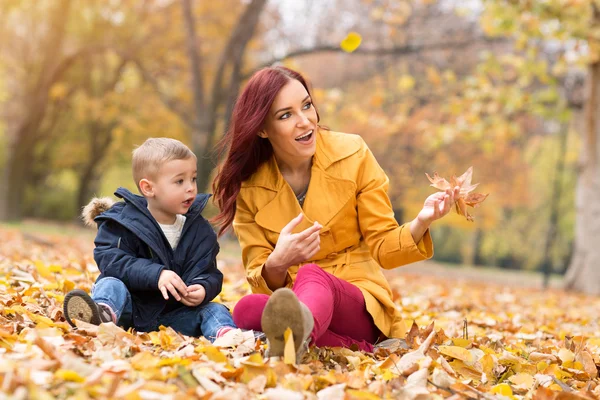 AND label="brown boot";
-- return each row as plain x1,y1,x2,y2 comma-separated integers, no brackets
63,289,114,327
261,288,314,359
